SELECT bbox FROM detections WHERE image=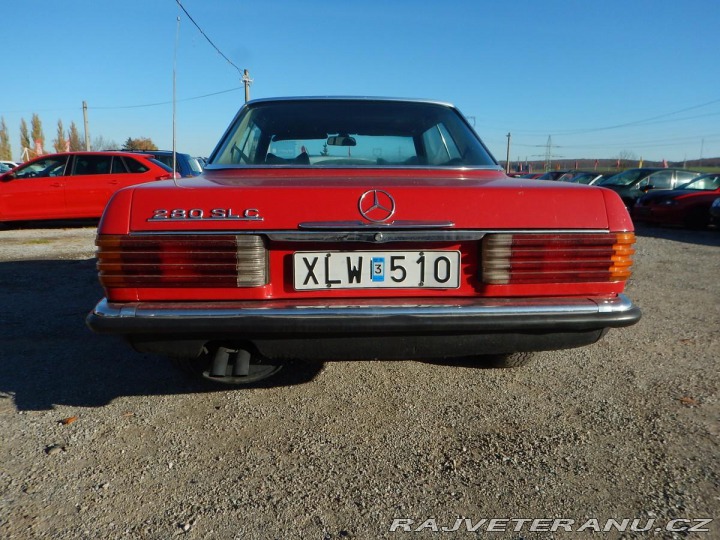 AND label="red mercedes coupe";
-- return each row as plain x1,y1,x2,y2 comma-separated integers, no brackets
87,97,641,384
